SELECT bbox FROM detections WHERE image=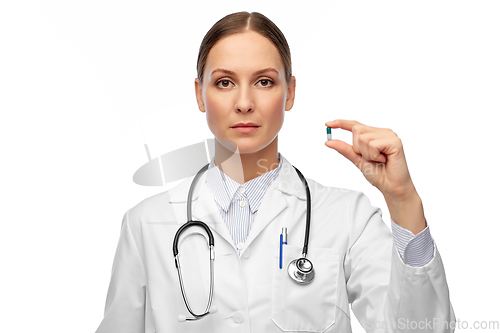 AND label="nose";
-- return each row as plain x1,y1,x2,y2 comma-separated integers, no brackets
235,86,254,113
